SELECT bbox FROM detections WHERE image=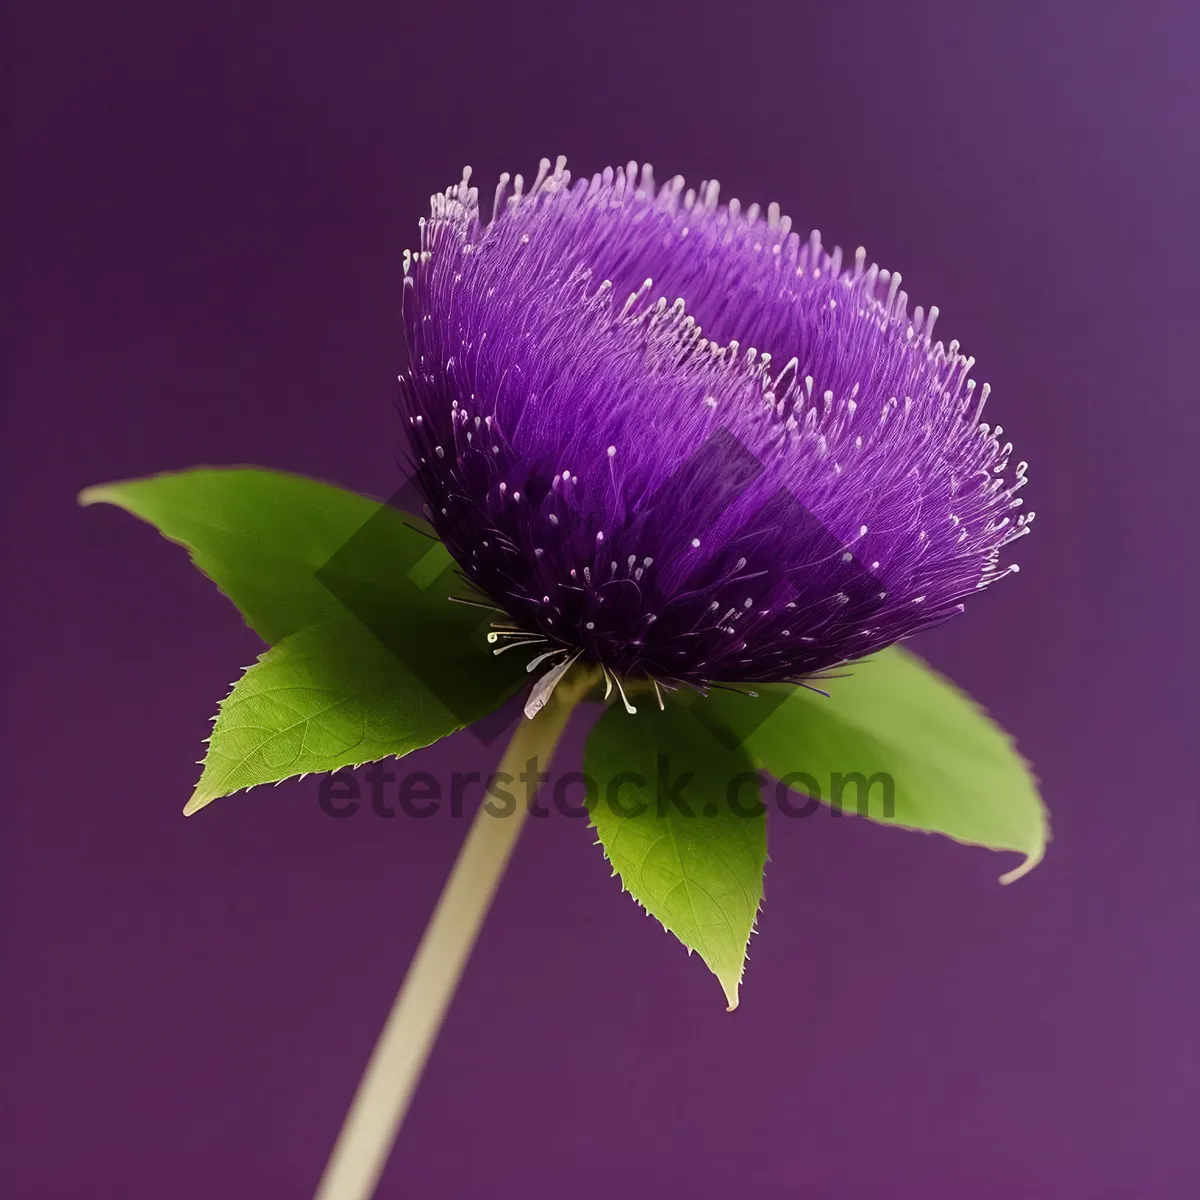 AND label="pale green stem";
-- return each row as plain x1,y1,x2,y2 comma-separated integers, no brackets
313,671,595,1200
